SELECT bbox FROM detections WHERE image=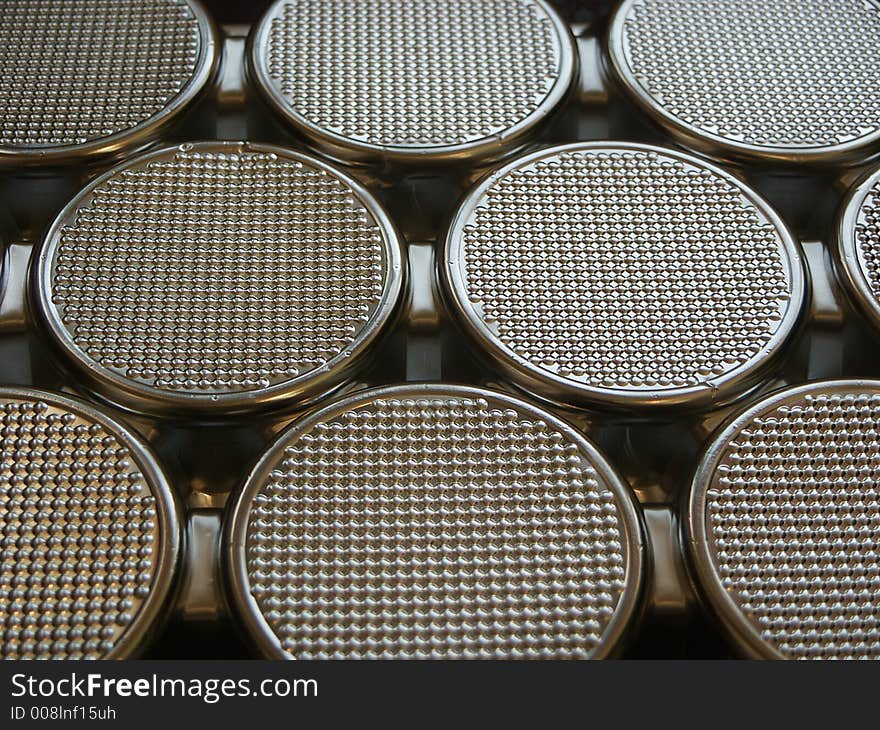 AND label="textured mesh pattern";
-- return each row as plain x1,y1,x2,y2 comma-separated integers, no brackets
854,174,880,302
706,386,880,659
456,148,794,391
244,392,631,659
48,147,389,394
0,397,159,660
261,0,562,148
0,0,201,147
618,0,880,149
